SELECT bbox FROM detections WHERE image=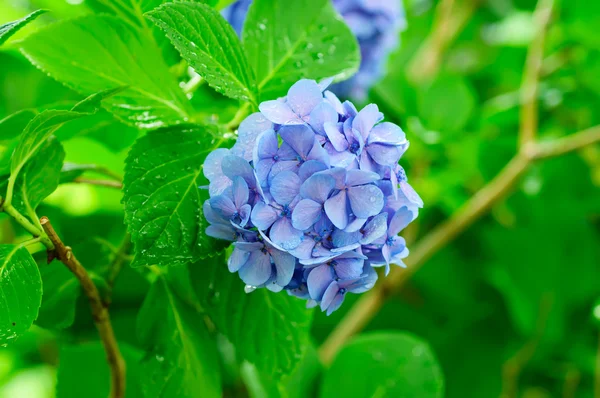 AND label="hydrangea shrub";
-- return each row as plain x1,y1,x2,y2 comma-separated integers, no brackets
203,78,422,314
